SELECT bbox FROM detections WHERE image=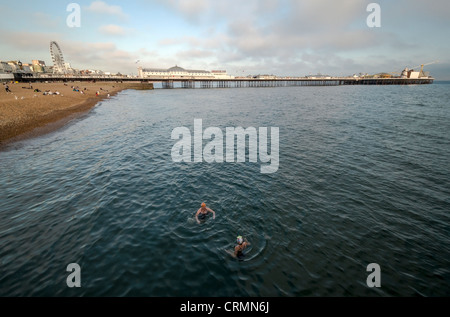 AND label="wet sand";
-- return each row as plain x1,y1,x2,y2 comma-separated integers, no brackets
0,82,151,147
